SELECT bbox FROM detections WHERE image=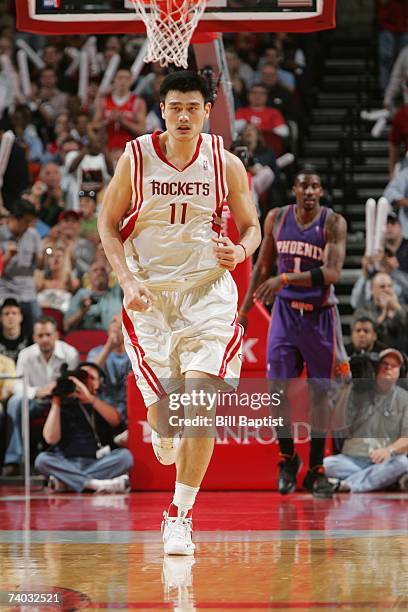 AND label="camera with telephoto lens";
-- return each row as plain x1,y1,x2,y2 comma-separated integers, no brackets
349,352,381,393
53,364,90,398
